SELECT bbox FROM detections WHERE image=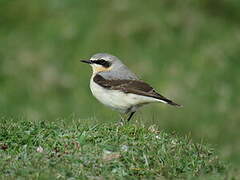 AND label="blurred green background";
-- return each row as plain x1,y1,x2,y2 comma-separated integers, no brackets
0,0,240,169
